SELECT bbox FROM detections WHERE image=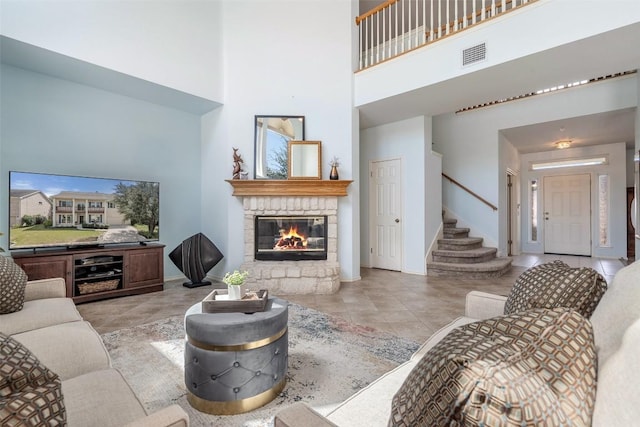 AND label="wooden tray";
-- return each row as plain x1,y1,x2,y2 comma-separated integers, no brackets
202,289,268,313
